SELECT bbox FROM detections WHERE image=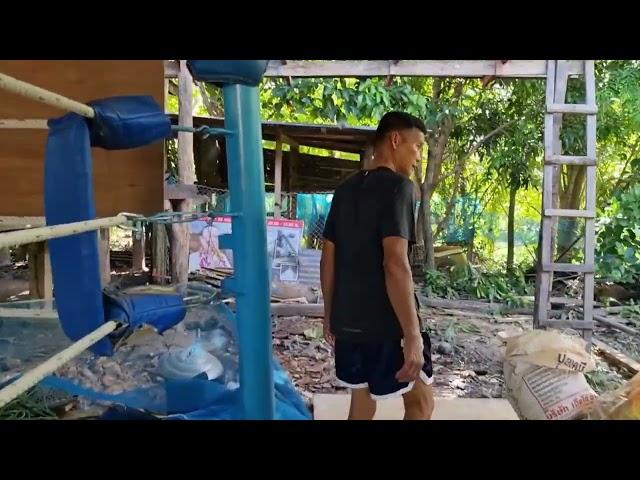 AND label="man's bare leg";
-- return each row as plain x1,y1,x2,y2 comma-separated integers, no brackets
348,388,377,420
402,379,435,420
